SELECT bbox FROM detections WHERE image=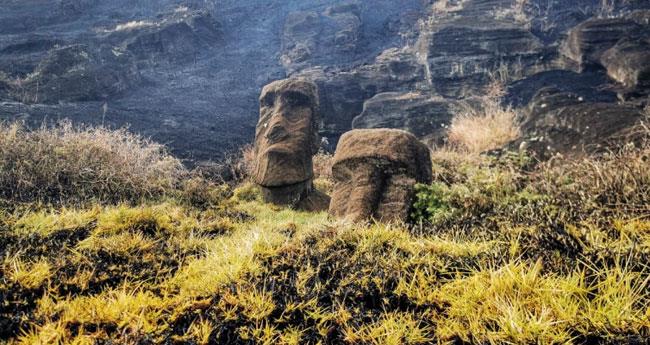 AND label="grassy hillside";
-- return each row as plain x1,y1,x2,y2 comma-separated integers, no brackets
0,122,649,344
